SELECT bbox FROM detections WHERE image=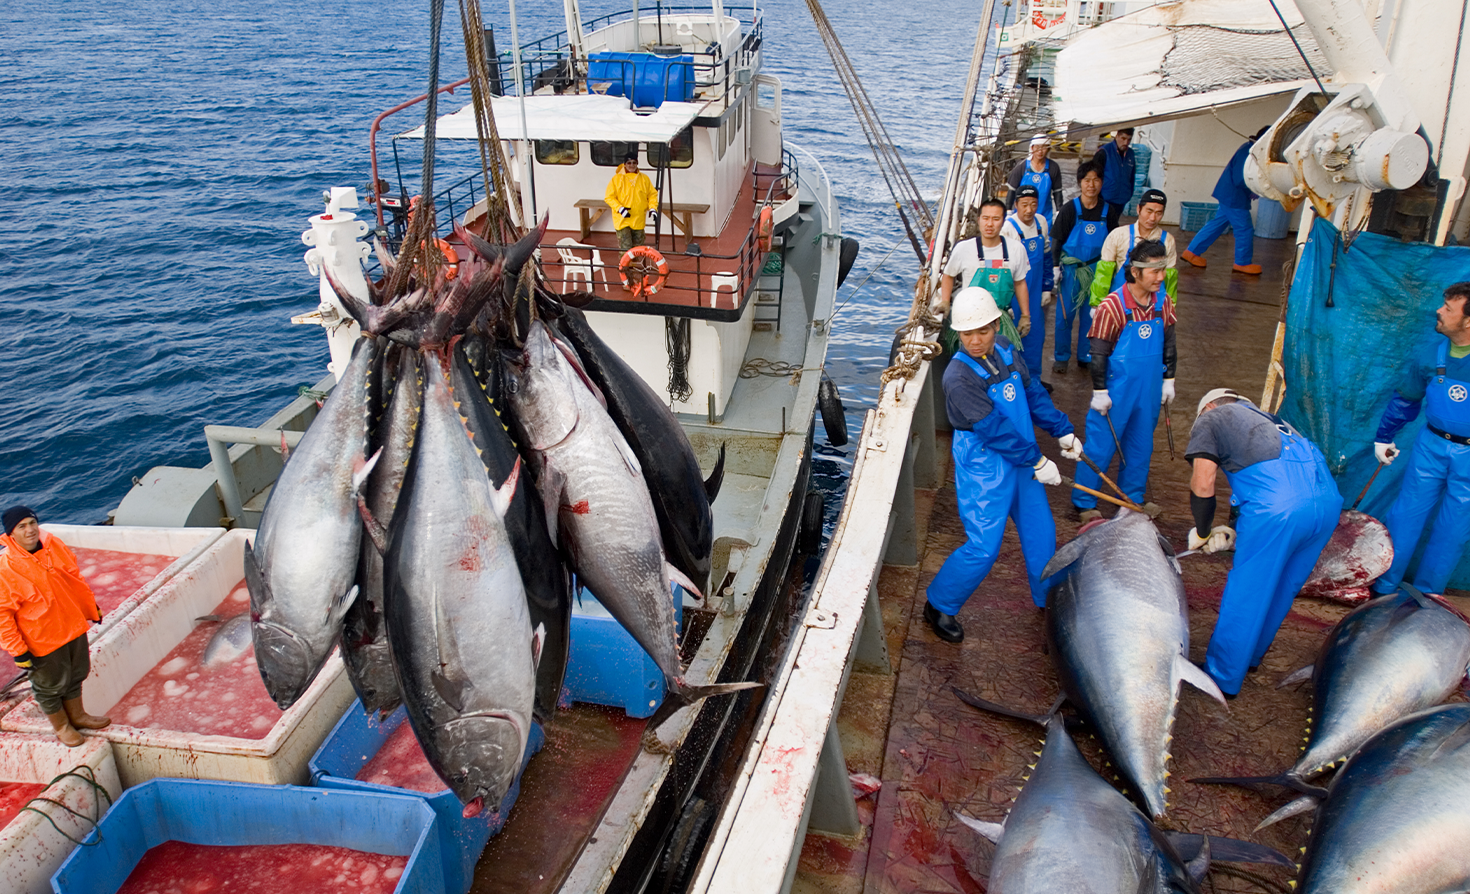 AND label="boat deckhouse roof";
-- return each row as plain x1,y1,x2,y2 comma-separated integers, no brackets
398,94,705,143
1054,0,1328,131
